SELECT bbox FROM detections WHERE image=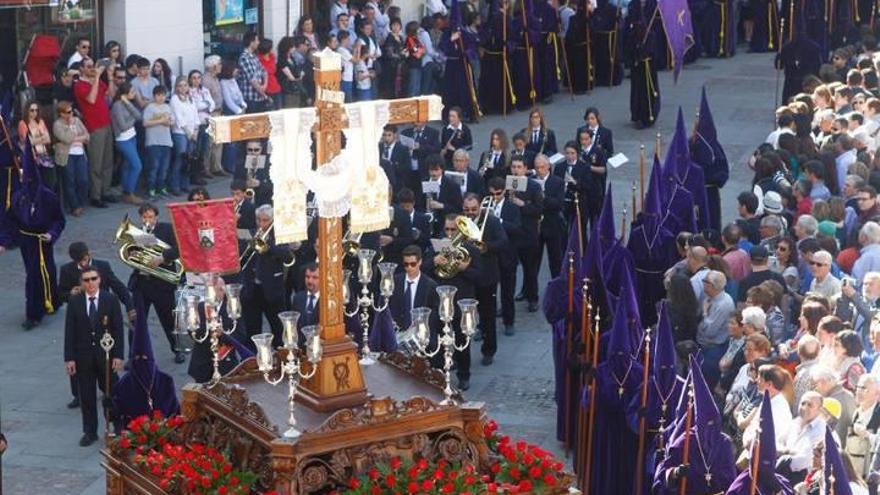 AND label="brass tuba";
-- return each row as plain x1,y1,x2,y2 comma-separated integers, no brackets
435,216,481,279
342,229,362,258
114,215,184,285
